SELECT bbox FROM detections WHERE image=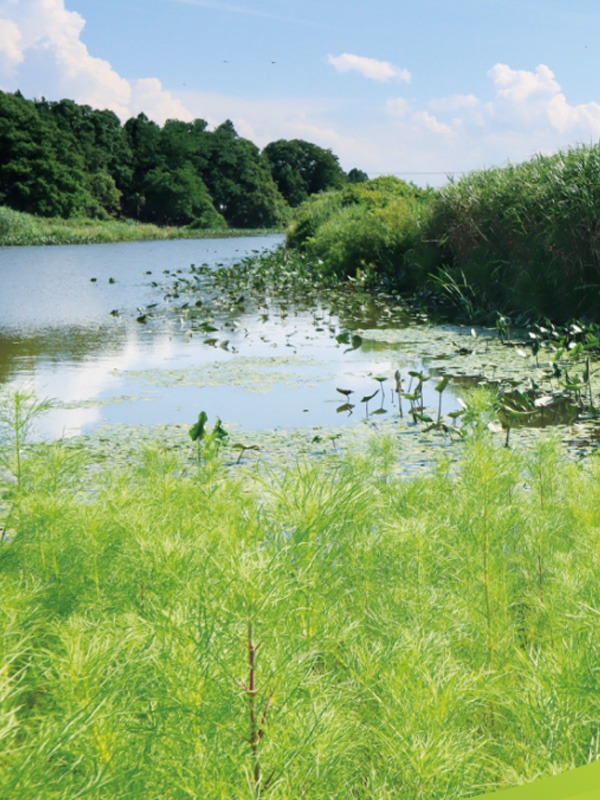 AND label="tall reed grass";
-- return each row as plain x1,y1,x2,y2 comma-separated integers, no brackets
2,401,600,797
422,144,600,321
